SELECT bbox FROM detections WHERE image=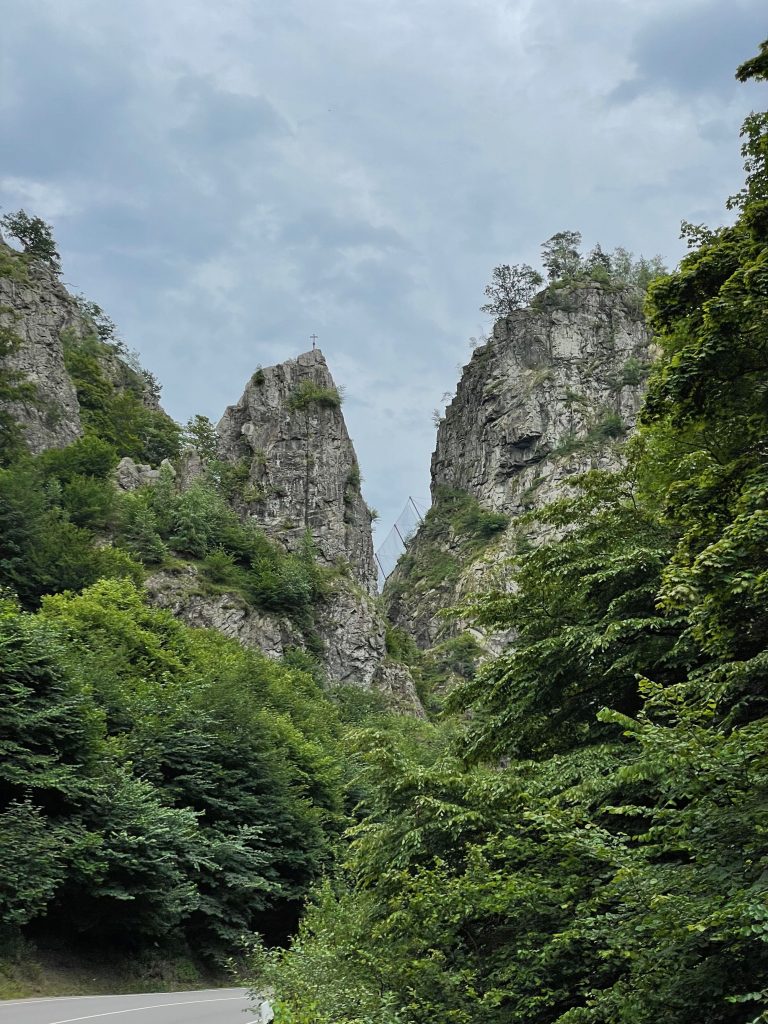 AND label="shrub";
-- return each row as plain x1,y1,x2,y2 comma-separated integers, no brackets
593,409,625,440
619,355,652,387
288,380,342,411
201,548,241,587
385,624,420,664
38,434,118,481
62,332,181,463
0,246,31,283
